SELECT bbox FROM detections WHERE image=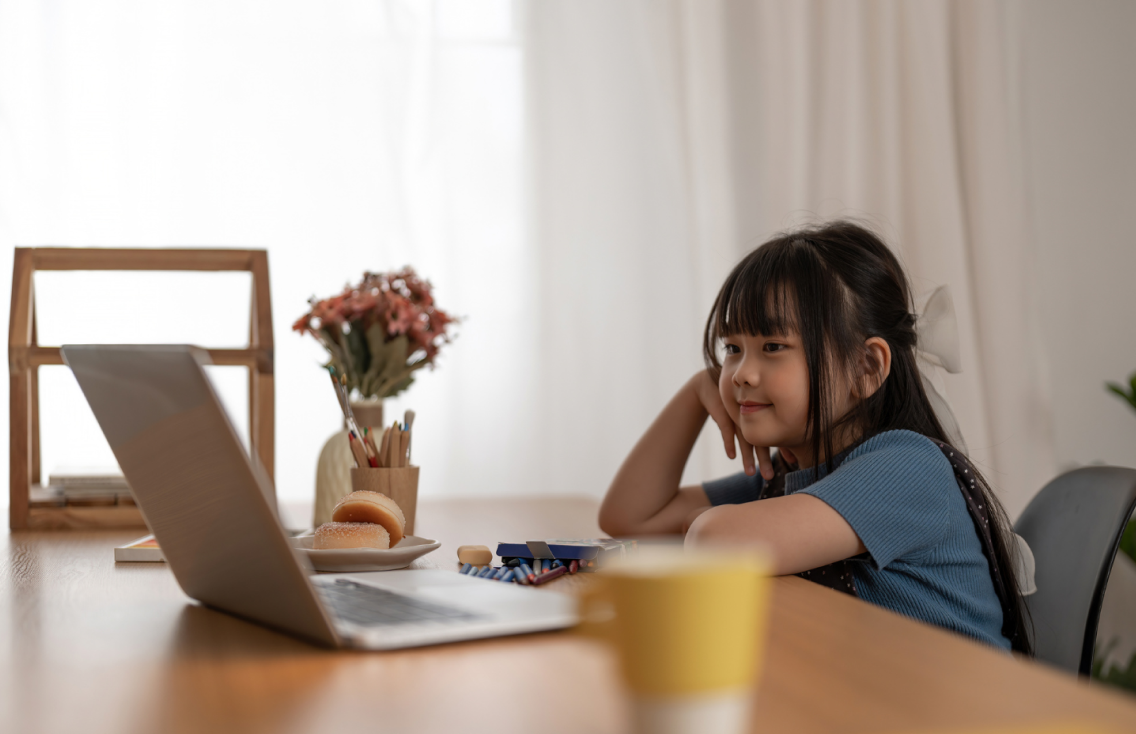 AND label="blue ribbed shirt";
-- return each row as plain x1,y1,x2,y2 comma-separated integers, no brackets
702,429,1010,650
